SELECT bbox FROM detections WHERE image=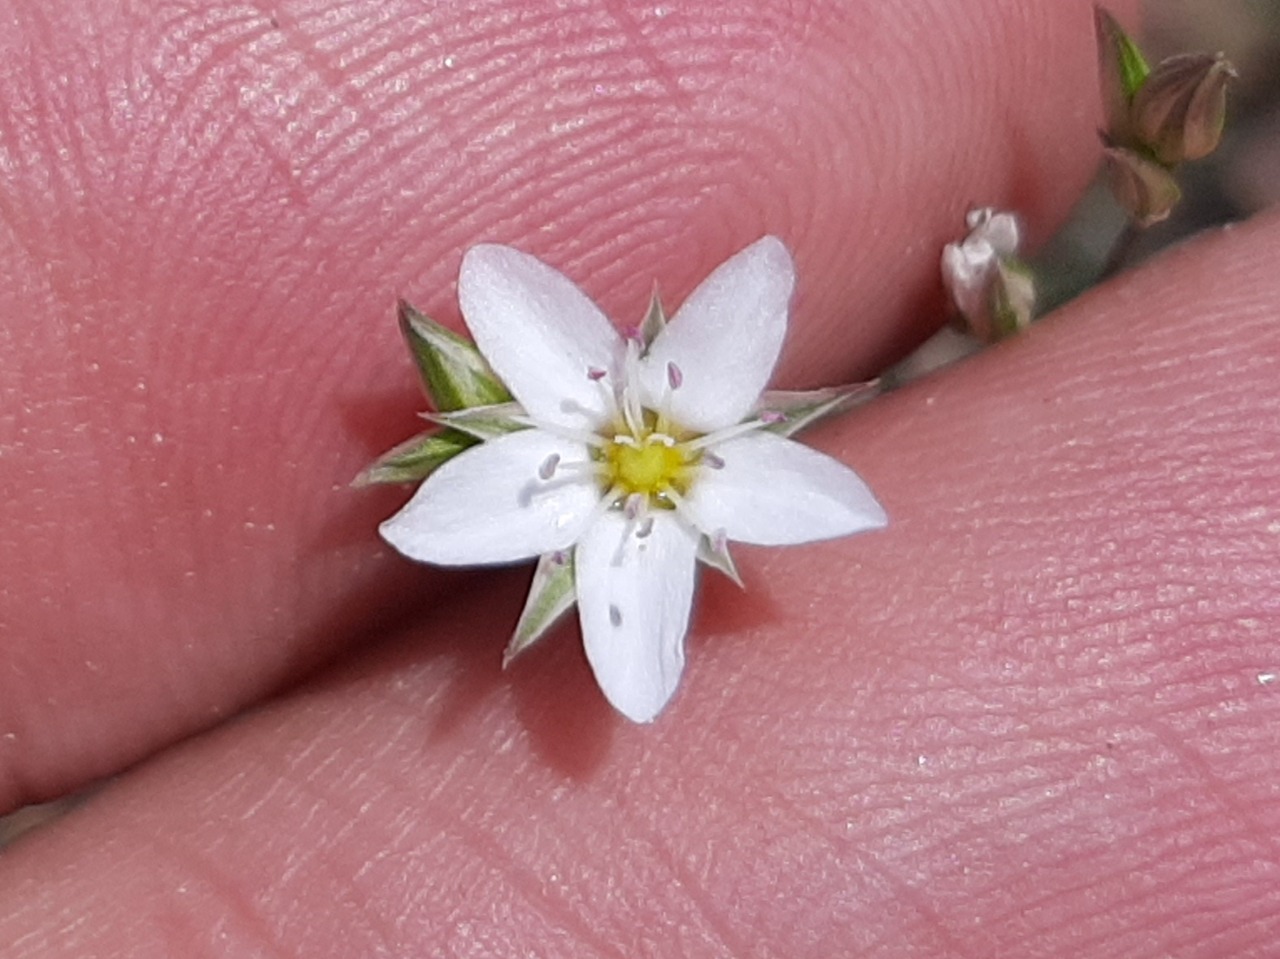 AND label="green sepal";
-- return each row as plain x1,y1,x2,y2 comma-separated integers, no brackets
425,402,528,440
990,258,1037,339
756,382,882,438
352,429,477,487
505,552,577,666
398,299,513,412
1103,146,1182,226
696,535,744,588
638,285,667,352
1132,53,1236,165
1094,6,1150,142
